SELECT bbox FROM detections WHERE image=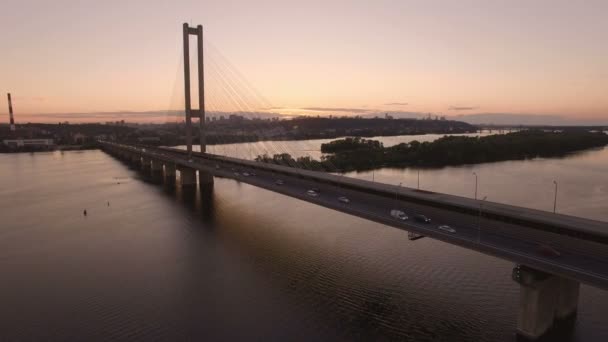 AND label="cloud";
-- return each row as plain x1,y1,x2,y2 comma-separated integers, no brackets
260,106,284,110
384,102,409,106
300,107,370,113
449,106,478,111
